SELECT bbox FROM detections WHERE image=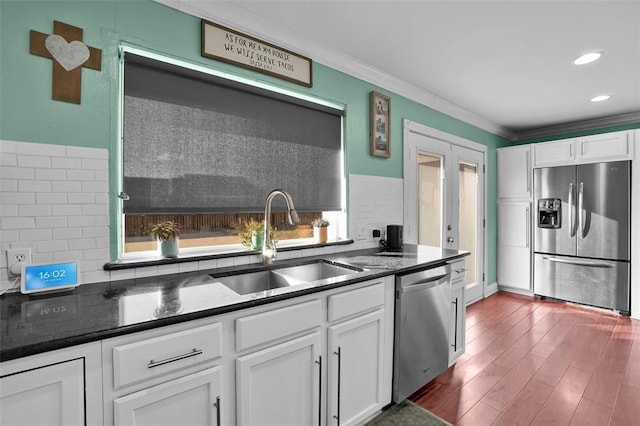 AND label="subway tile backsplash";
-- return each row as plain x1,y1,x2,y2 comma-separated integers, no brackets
349,174,404,239
1,140,111,289
1,140,401,292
